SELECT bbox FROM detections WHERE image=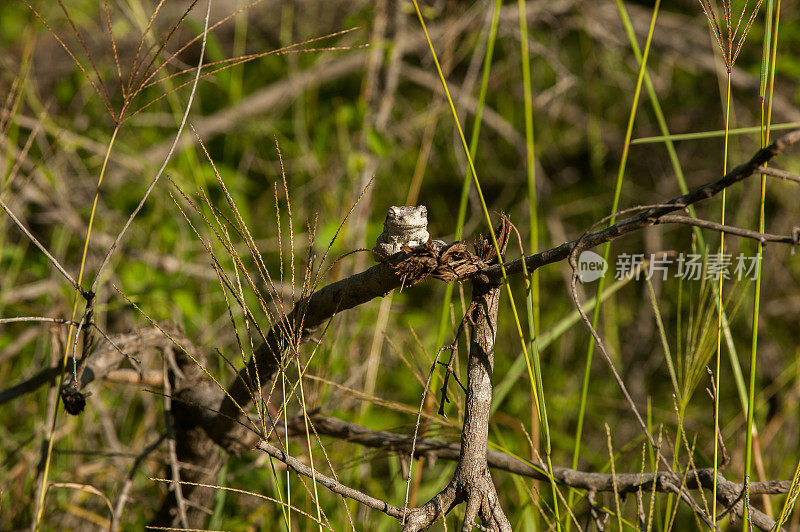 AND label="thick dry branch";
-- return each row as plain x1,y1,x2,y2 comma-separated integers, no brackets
279,414,786,531
149,264,406,526
403,277,510,532
483,129,800,282
211,262,403,451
